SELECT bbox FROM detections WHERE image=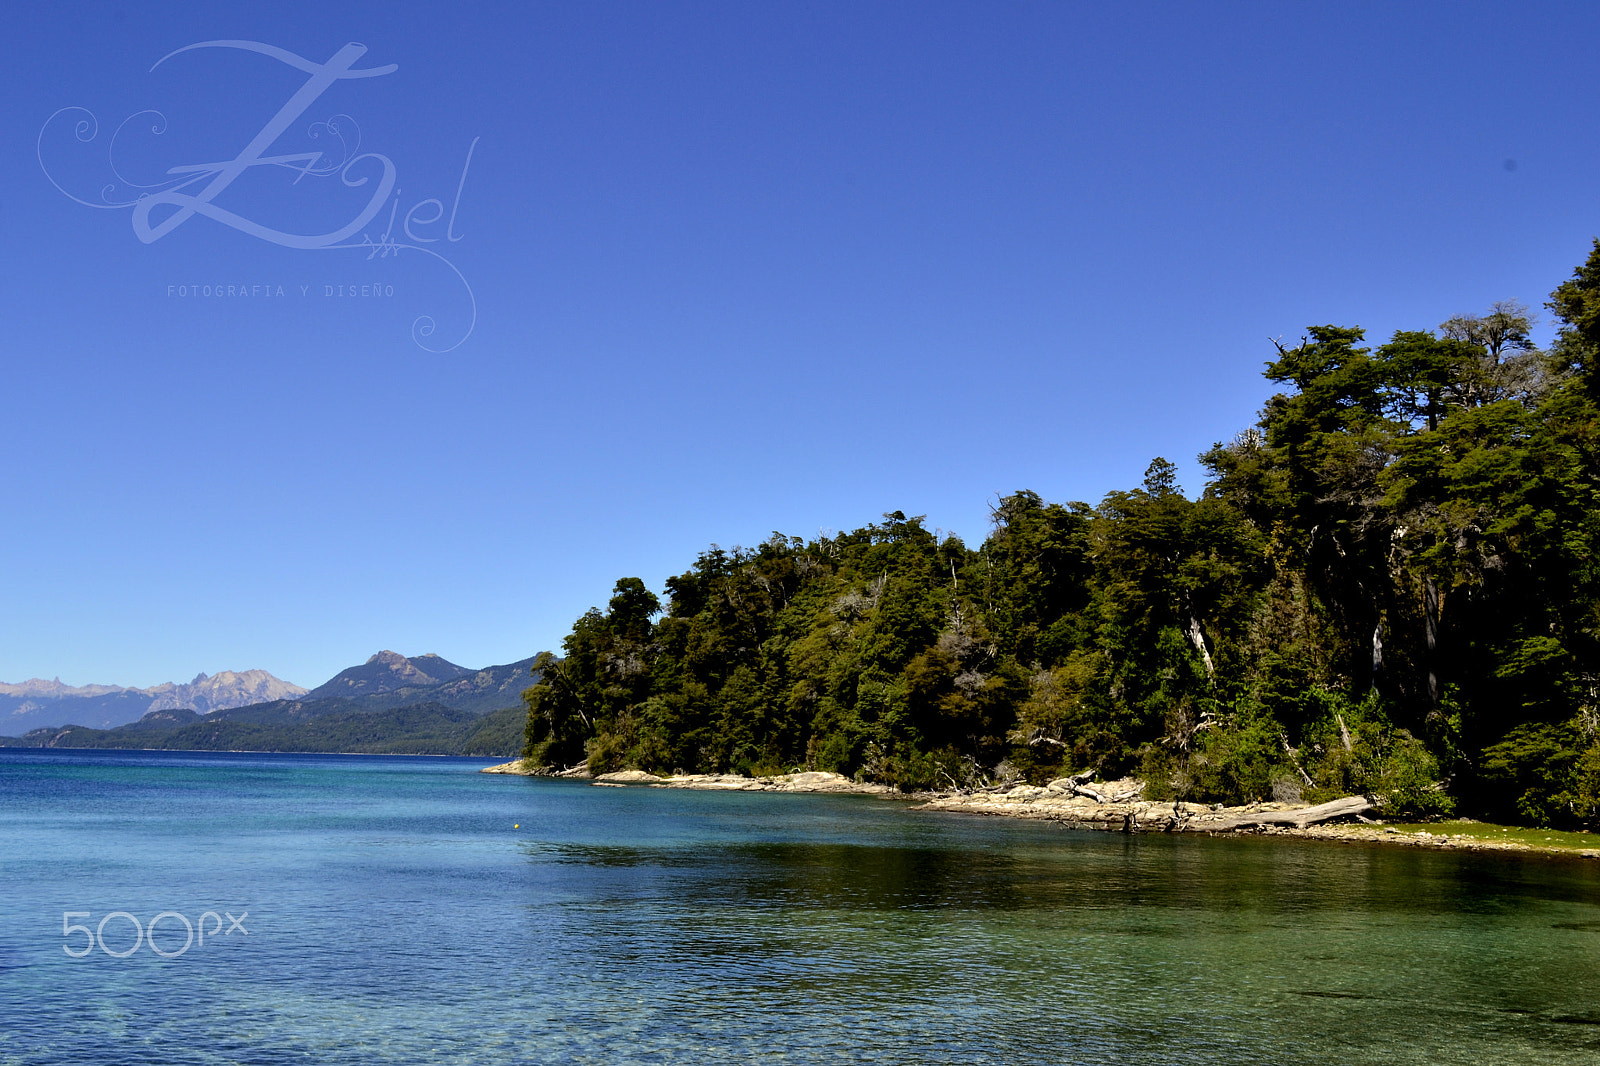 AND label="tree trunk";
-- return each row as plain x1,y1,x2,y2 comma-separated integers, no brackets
1279,732,1314,787
1370,620,1384,692
1211,795,1373,830
1424,577,1440,703
1187,612,1215,679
